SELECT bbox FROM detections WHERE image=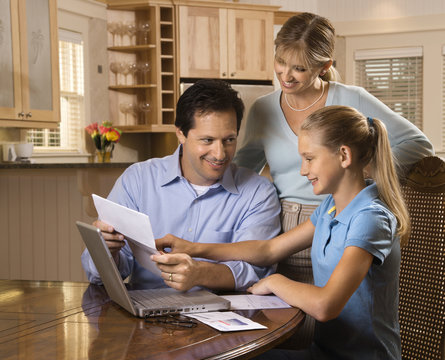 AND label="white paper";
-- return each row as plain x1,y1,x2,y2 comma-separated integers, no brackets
220,295,291,310
92,194,161,276
185,311,267,332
